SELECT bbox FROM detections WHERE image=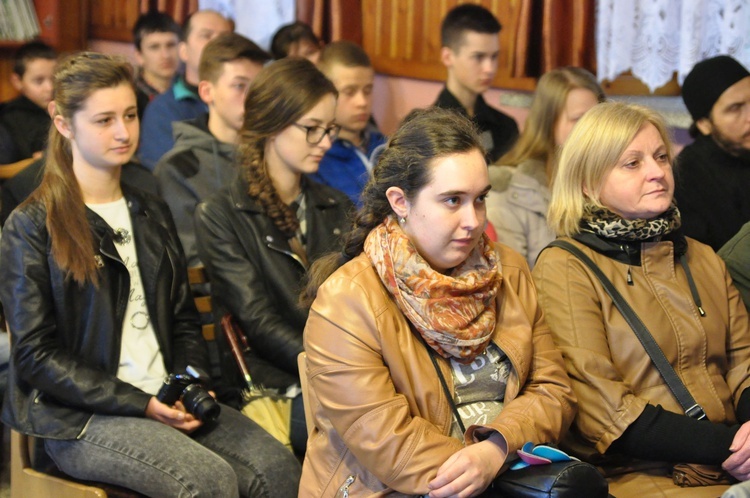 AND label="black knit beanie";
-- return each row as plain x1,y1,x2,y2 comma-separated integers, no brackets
682,55,750,121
